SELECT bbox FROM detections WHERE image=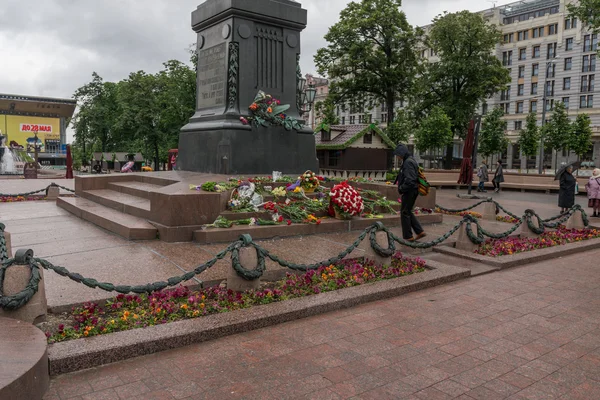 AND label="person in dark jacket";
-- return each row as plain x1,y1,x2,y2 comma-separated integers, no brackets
559,166,576,213
394,144,426,242
493,160,504,193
